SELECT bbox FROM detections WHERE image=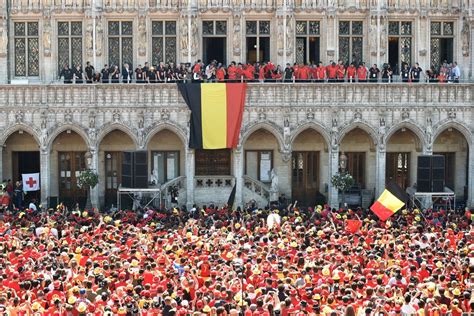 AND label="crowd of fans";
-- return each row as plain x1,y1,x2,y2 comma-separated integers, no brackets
58,59,462,84
0,196,473,315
